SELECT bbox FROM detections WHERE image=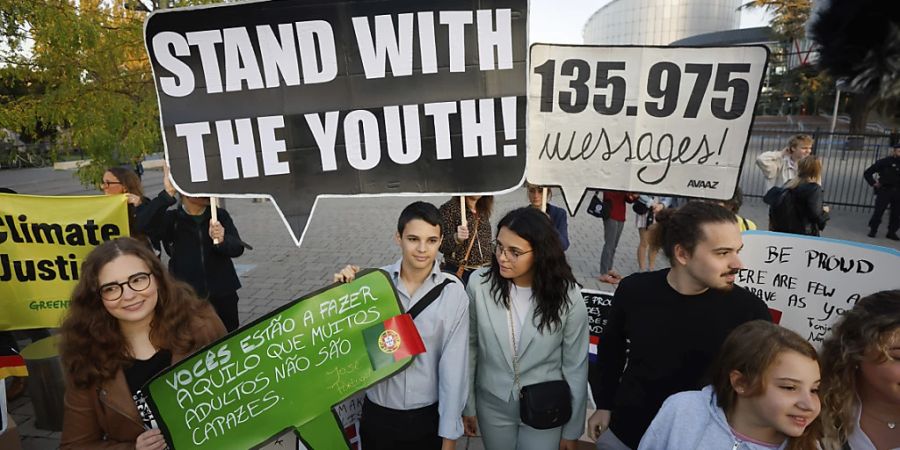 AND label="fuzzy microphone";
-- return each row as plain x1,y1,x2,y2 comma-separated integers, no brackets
809,0,900,100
